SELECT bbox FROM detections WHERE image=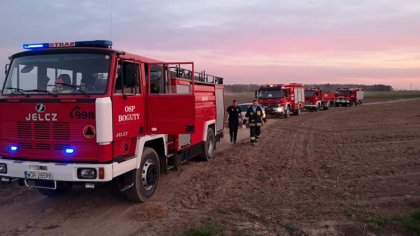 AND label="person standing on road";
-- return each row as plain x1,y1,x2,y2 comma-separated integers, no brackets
244,99,264,145
226,100,242,144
